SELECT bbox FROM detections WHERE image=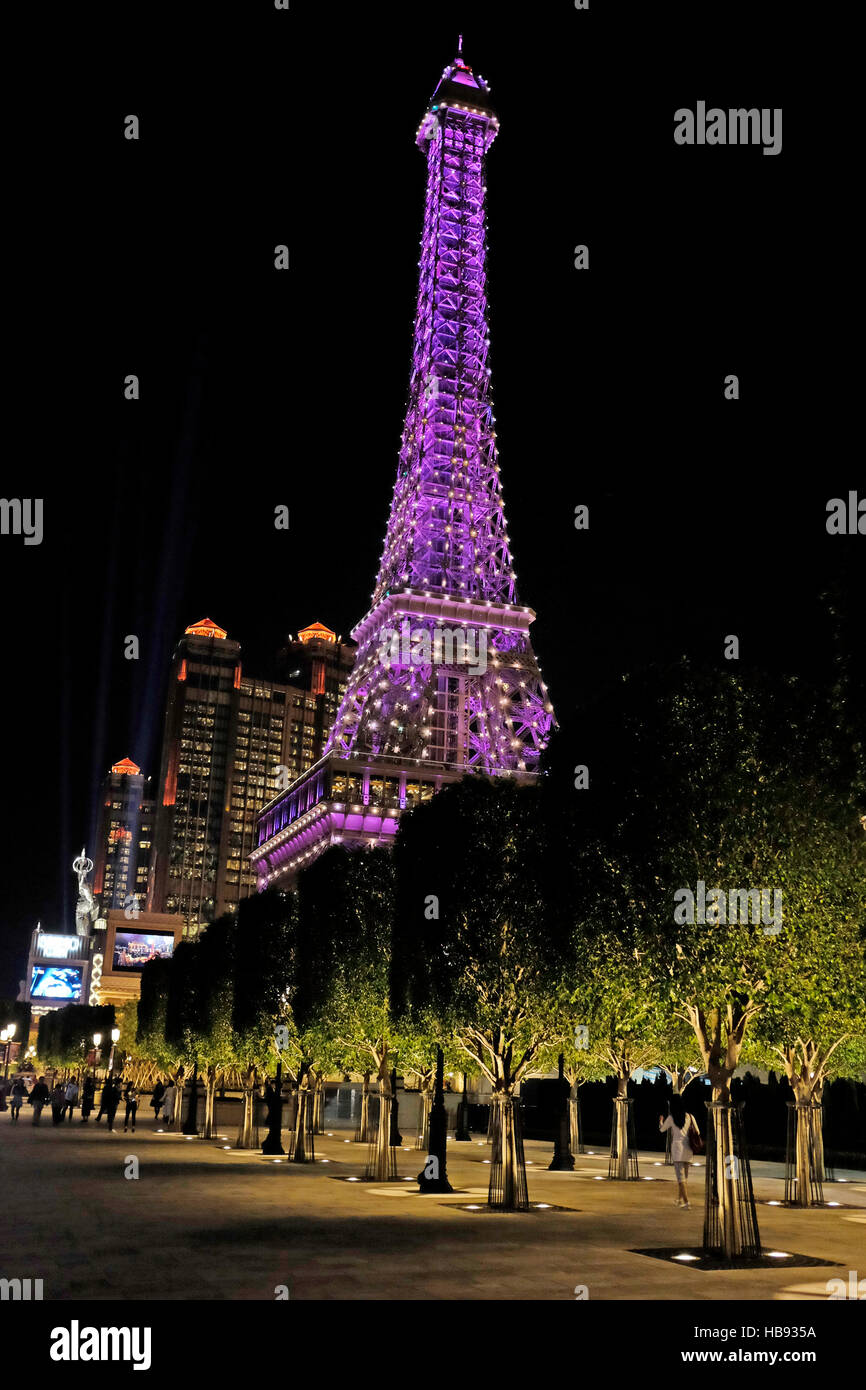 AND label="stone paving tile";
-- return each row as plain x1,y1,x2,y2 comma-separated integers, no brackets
2,1120,863,1301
